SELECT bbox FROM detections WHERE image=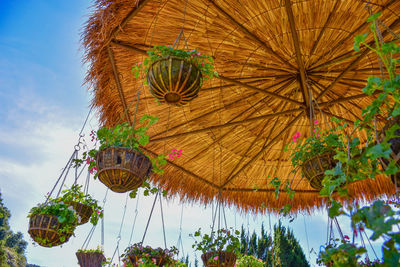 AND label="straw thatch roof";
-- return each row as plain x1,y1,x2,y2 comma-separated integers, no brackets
82,0,400,213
